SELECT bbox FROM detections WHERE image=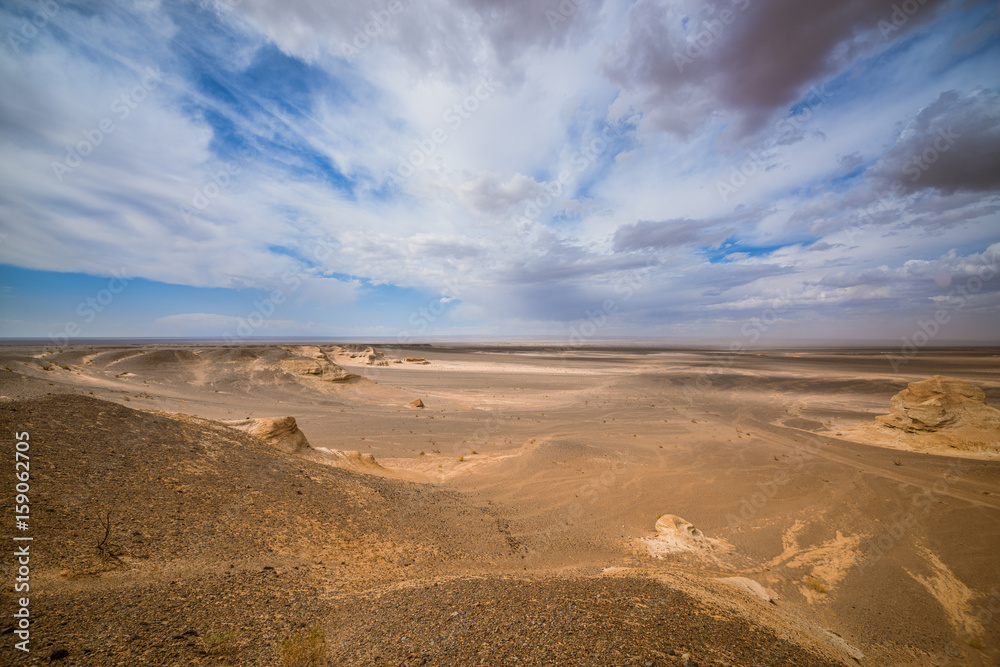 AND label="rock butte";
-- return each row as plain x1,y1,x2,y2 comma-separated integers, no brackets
875,375,1000,451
